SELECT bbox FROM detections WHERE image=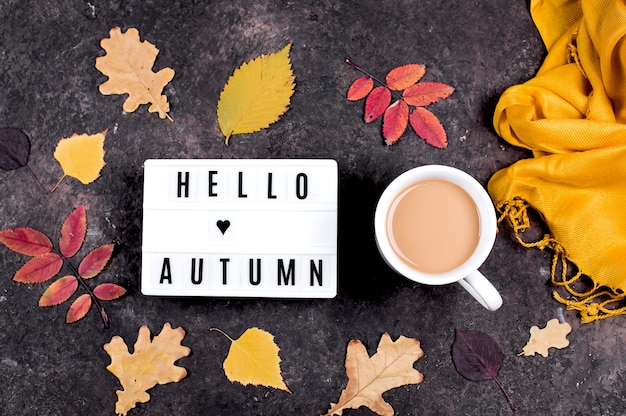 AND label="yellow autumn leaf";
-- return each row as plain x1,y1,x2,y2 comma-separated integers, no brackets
211,327,291,392
104,323,191,416
217,43,296,145
51,131,107,192
520,318,572,357
95,27,175,120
